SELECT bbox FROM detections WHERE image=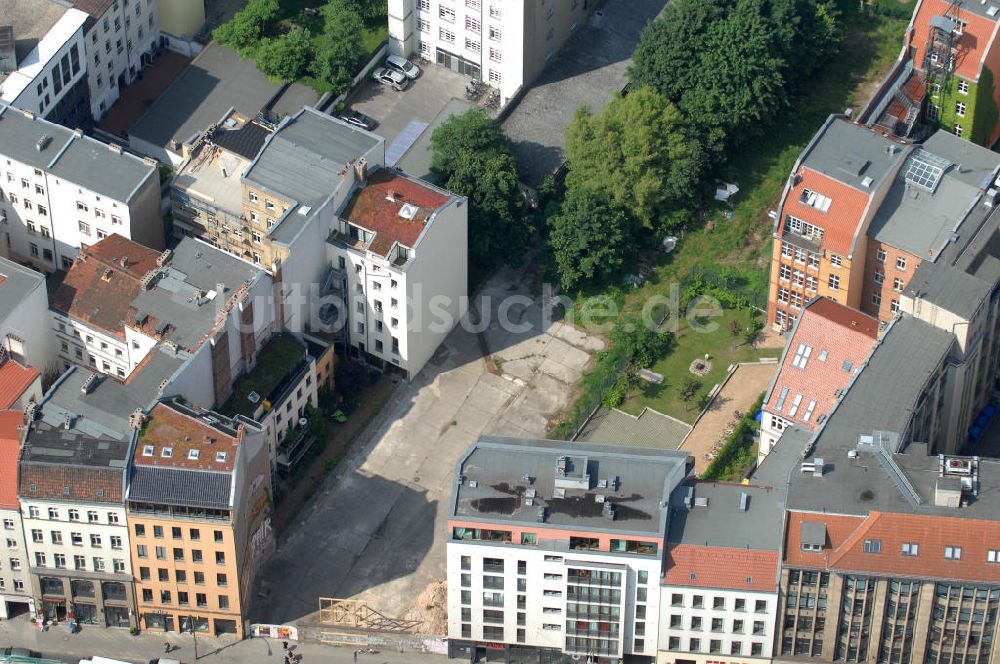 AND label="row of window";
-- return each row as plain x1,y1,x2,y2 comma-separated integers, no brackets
34,551,126,572
138,567,226,586
31,530,122,549
140,445,227,463
135,545,227,565
669,594,769,613
667,613,768,636
666,636,766,656
26,507,120,524
135,524,225,542
140,588,228,609
418,0,500,18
